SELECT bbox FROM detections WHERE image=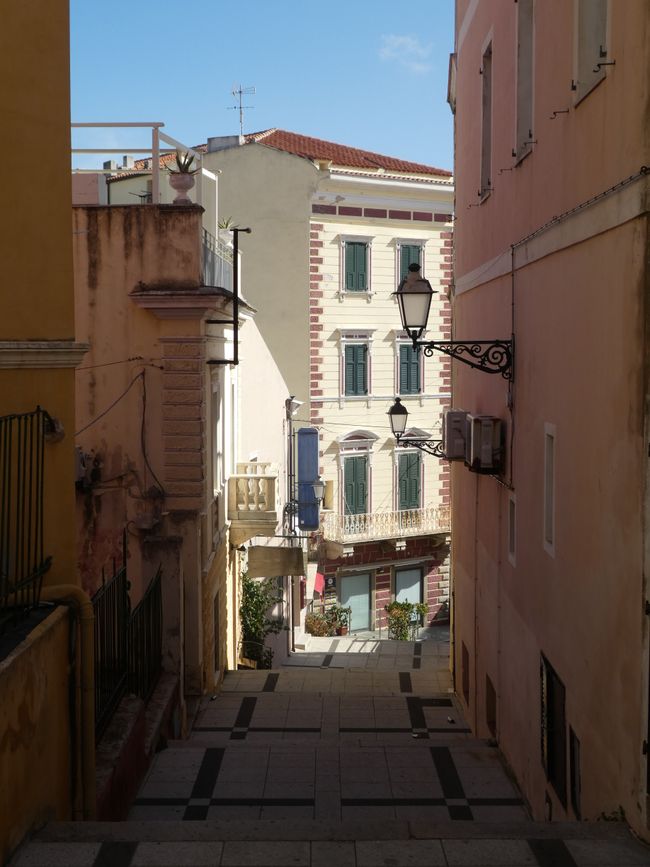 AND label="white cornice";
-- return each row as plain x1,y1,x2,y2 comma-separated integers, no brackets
0,341,89,369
